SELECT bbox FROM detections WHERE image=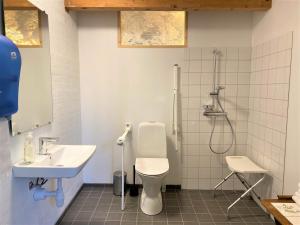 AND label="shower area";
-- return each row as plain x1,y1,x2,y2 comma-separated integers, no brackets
180,32,293,198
